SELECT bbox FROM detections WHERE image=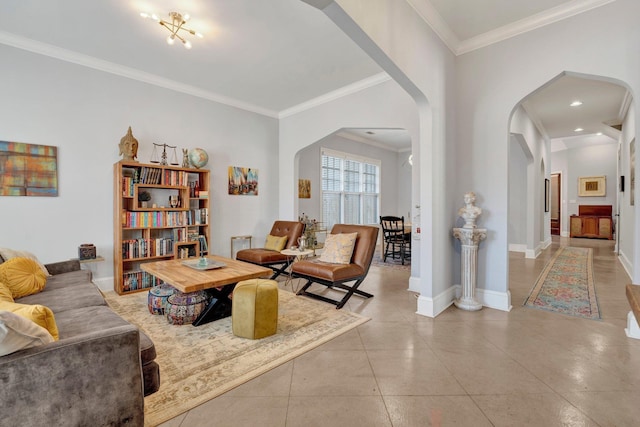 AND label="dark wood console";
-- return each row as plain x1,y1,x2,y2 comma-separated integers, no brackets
570,205,613,240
